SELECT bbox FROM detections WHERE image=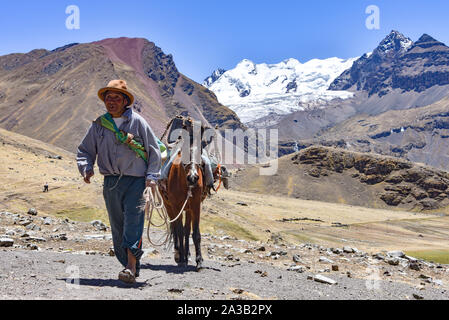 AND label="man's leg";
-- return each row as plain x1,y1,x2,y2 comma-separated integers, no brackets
122,176,146,275
103,176,128,269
